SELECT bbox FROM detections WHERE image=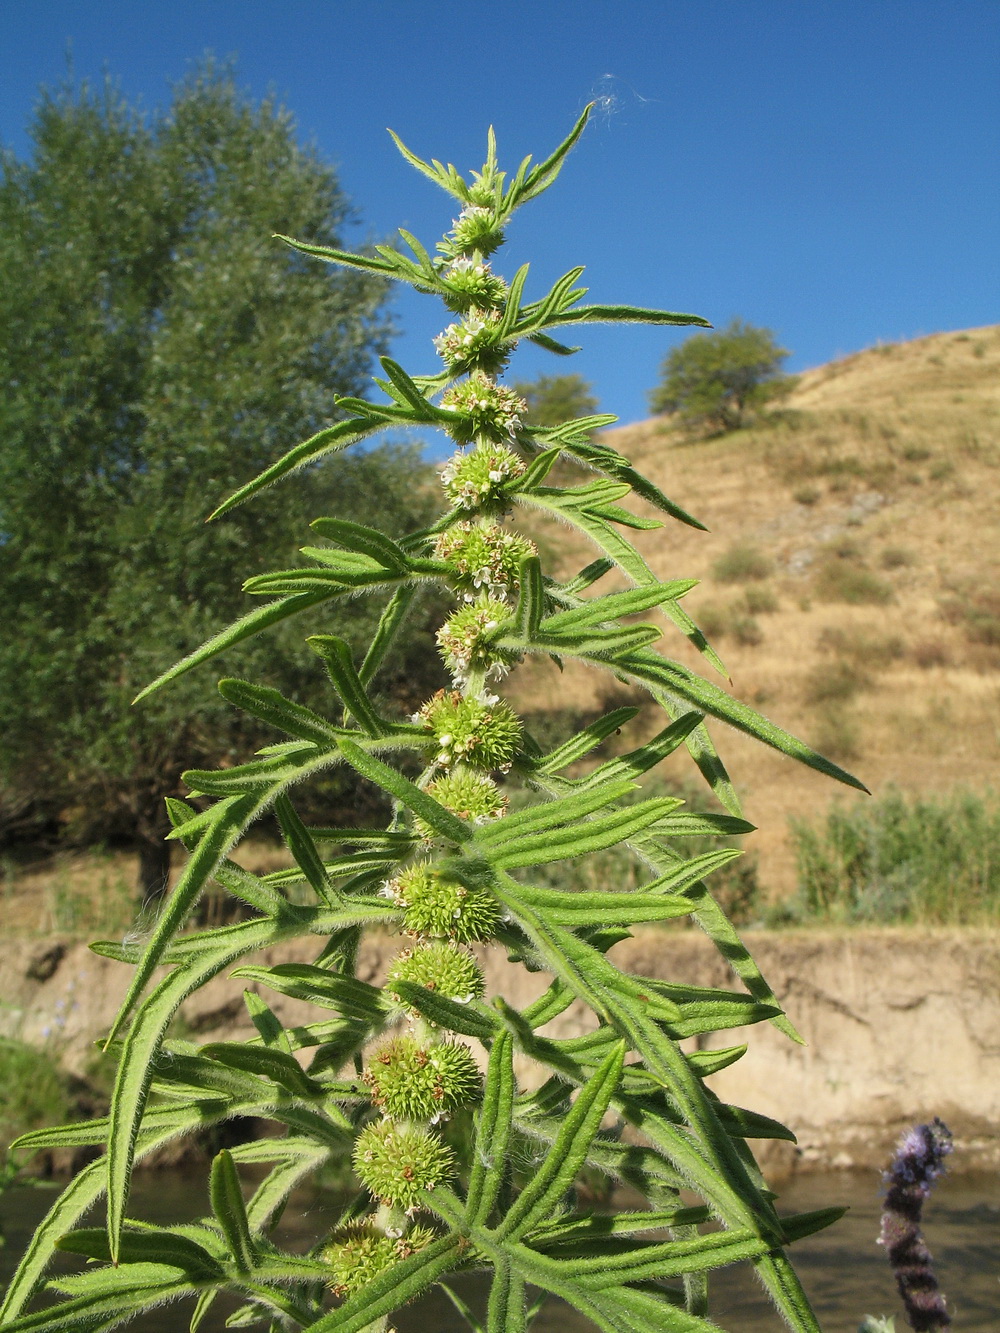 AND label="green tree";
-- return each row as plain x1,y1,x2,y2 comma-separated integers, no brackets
0,66,444,901
650,318,793,432
512,371,598,428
